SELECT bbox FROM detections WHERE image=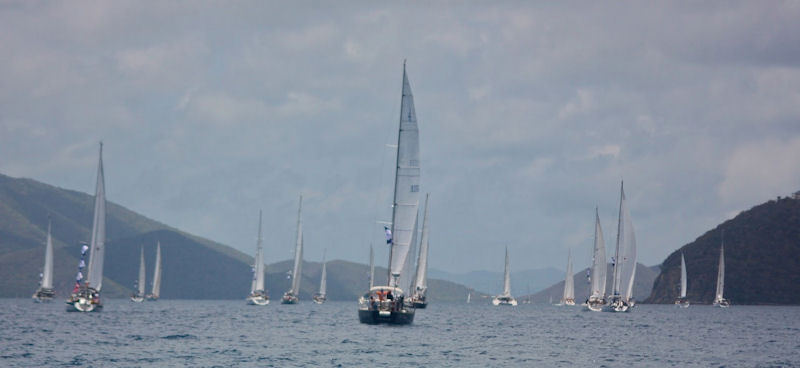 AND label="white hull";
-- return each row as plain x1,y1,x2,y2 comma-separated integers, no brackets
675,299,690,308
492,296,517,306
602,298,634,313
585,301,605,312
246,295,270,305
713,299,730,308
66,298,101,312
559,299,576,306
130,295,144,303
